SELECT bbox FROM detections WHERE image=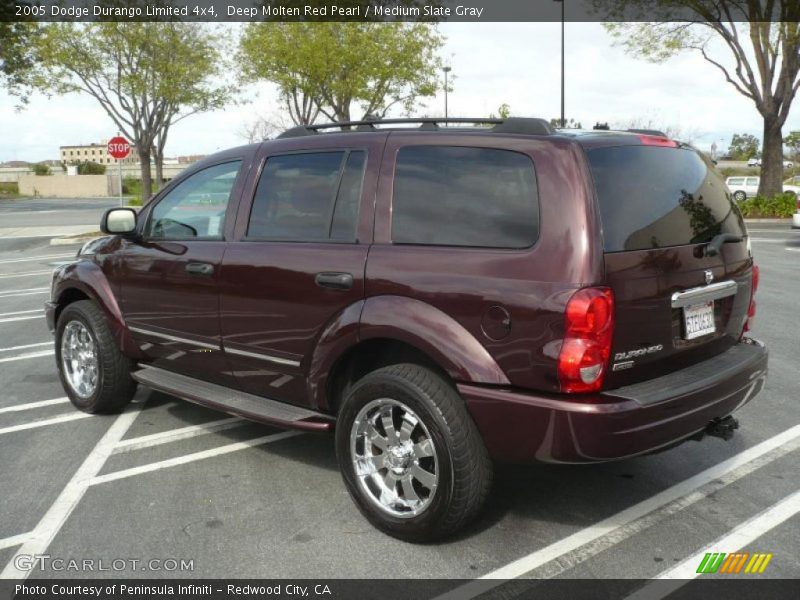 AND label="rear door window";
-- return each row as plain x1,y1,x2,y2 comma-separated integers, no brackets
587,146,746,252
727,177,745,186
391,146,539,249
247,151,366,242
